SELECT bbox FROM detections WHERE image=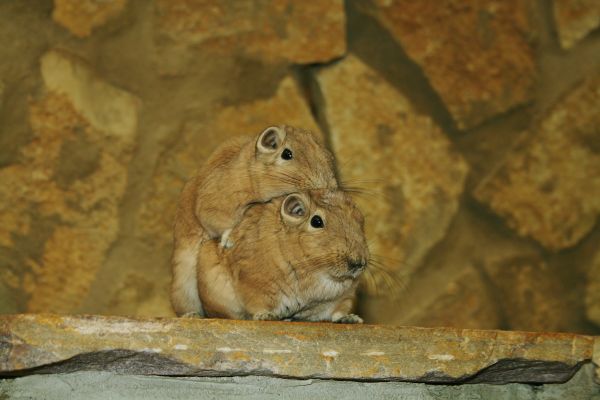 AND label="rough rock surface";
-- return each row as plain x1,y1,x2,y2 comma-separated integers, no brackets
52,0,128,38
361,0,537,130
486,259,574,332
475,74,600,250
0,314,595,384
137,75,322,245
0,50,138,312
399,266,501,330
586,250,600,327
315,55,468,291
1,366,599,399
554,0,600,49
155,0,345,74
